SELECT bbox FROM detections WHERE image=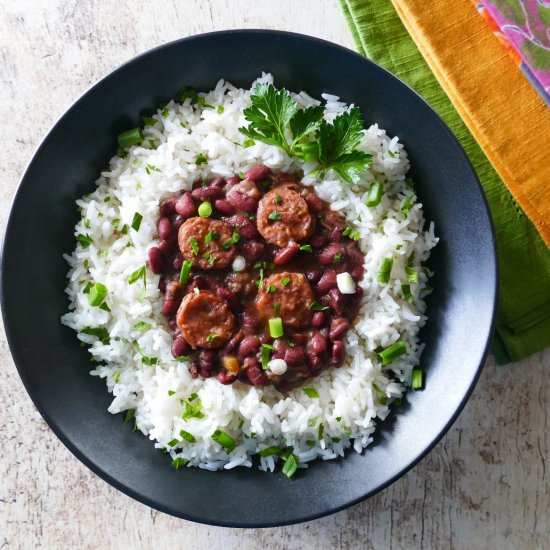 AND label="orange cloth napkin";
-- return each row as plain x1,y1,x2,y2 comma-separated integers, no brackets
392,0,550,248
